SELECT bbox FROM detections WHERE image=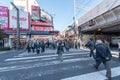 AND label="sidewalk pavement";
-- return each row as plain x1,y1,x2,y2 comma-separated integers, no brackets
0,51,11,54
0,50,16,54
